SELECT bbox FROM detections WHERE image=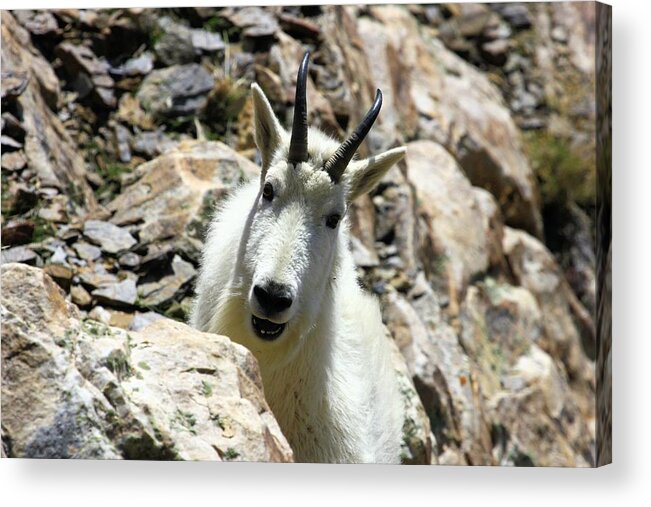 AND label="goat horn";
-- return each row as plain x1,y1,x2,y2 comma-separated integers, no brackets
323,89,383,183
288,51,310,165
